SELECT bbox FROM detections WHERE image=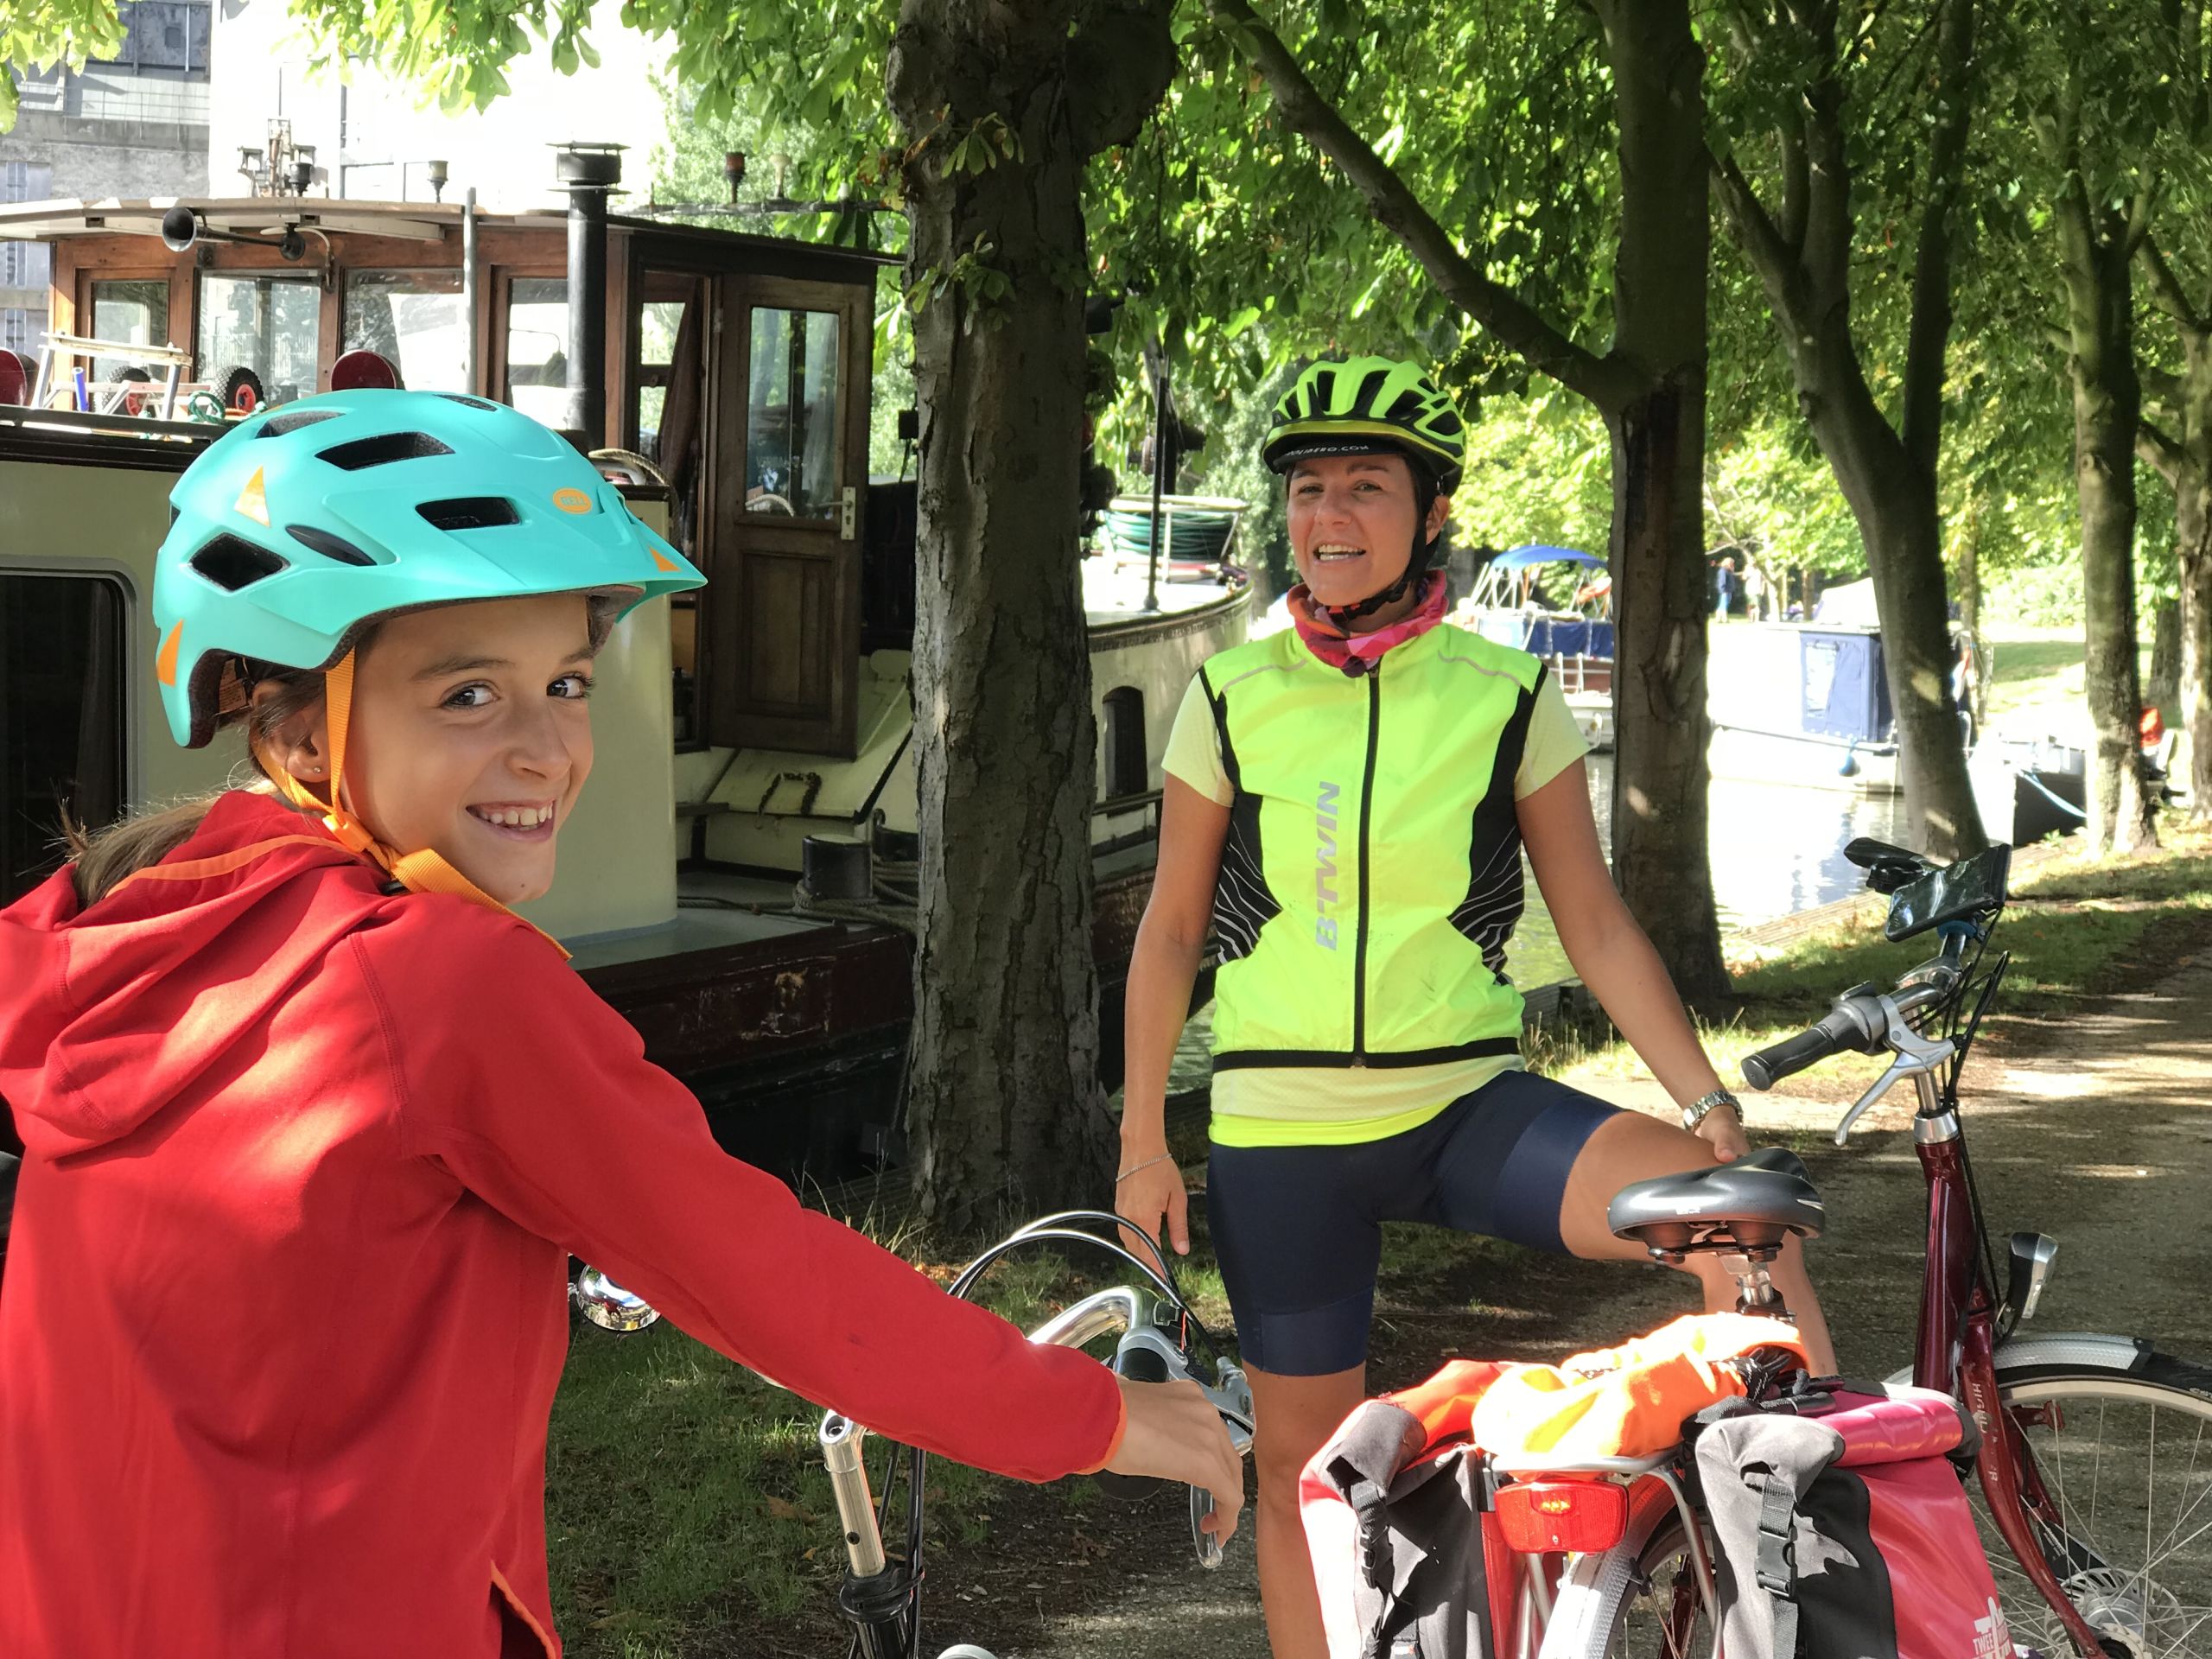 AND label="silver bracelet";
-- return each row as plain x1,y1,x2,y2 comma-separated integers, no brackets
1681,1089,1740,1131
1115,1152,1176,1185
